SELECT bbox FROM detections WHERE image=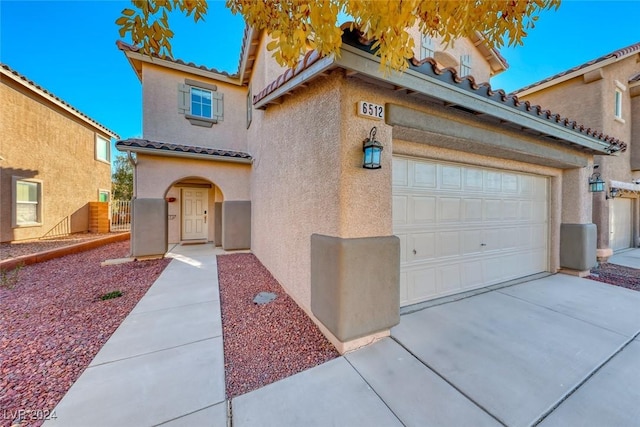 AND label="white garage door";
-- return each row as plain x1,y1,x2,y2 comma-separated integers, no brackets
609,198,632,252
393,157,549,306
